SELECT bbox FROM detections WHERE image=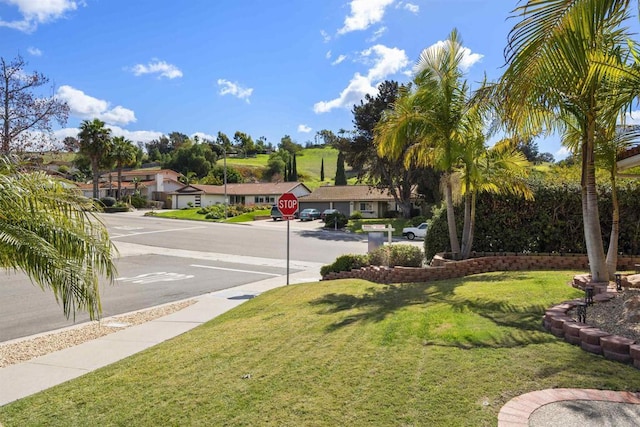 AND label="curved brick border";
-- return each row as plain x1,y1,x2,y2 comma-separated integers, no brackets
322,254,640,283
498,388,640,425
